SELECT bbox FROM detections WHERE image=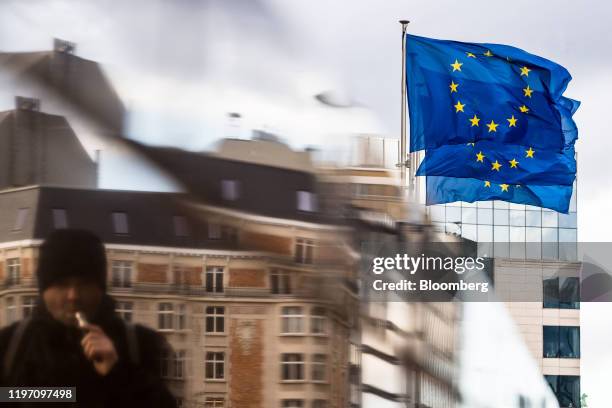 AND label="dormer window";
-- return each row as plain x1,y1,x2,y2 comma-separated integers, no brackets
297,191,317,212
221,180,240,201
52,208,68,229
173,215,189,237
112,212,129,234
